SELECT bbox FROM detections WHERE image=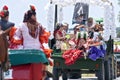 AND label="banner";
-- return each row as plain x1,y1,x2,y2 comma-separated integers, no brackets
72,2,89,24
